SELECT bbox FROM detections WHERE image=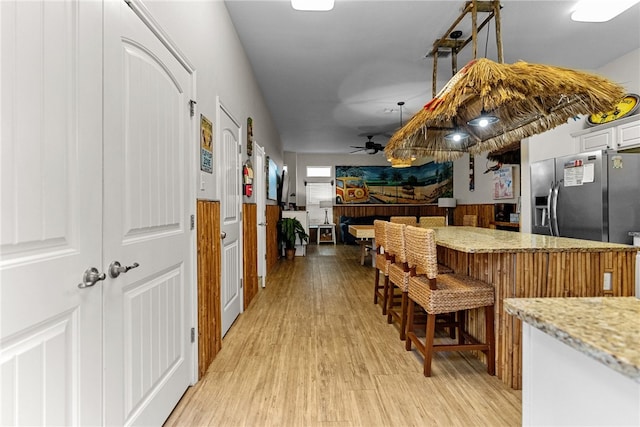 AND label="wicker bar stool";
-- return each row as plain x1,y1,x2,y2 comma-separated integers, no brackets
463,214,478,227
385,221,411,340
373,220,391,314
418,216,446,228
404,225,495,377
390,216,417,226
